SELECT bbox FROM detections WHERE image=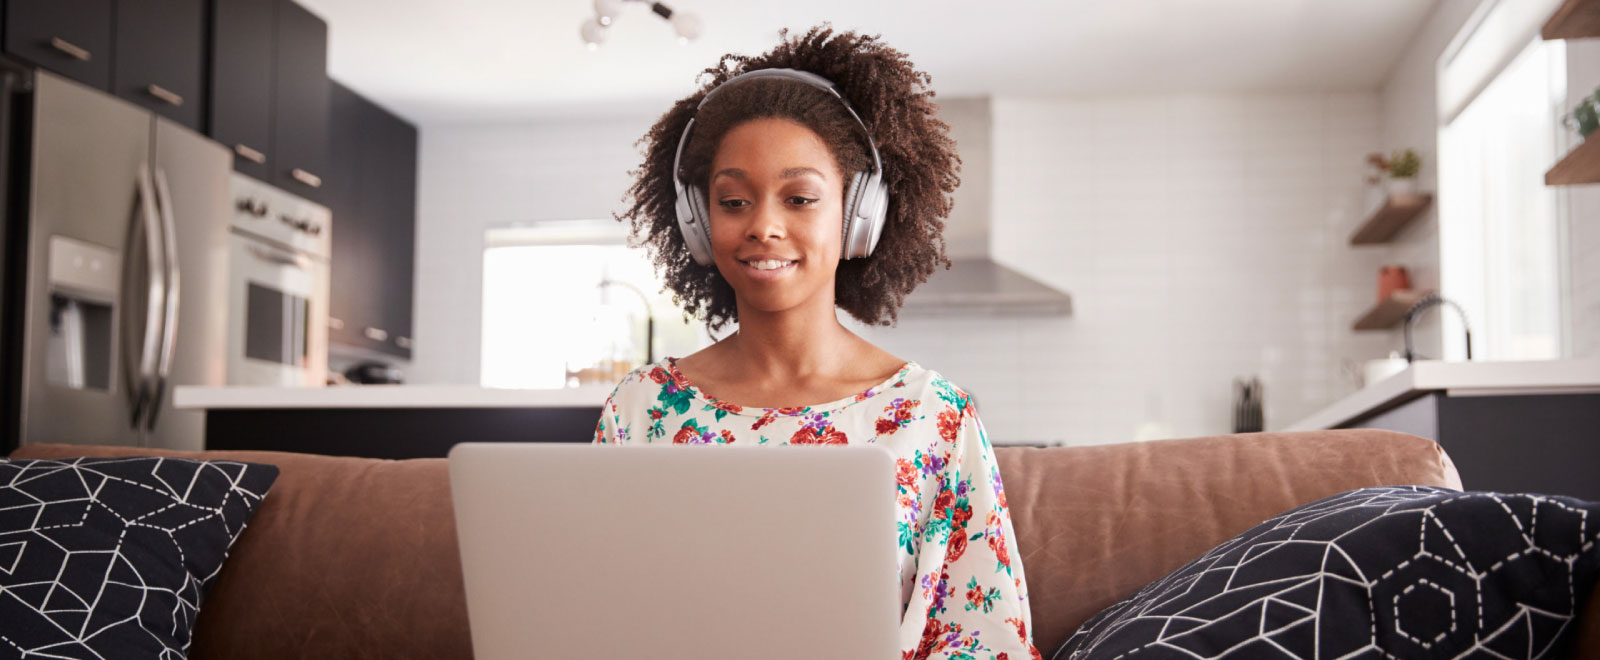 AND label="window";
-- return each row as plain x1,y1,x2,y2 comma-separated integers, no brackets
480,222,708,389
1438,38,1567,360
